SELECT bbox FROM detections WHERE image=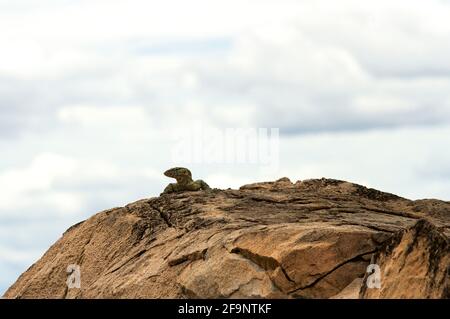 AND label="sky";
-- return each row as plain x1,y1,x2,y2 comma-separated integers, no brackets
1,0,450,294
